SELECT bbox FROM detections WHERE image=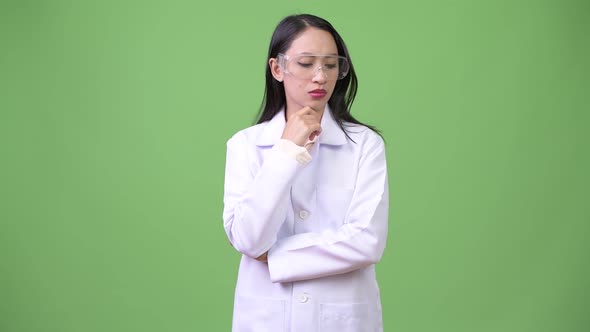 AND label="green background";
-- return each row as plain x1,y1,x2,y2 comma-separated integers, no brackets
1,0,589,331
